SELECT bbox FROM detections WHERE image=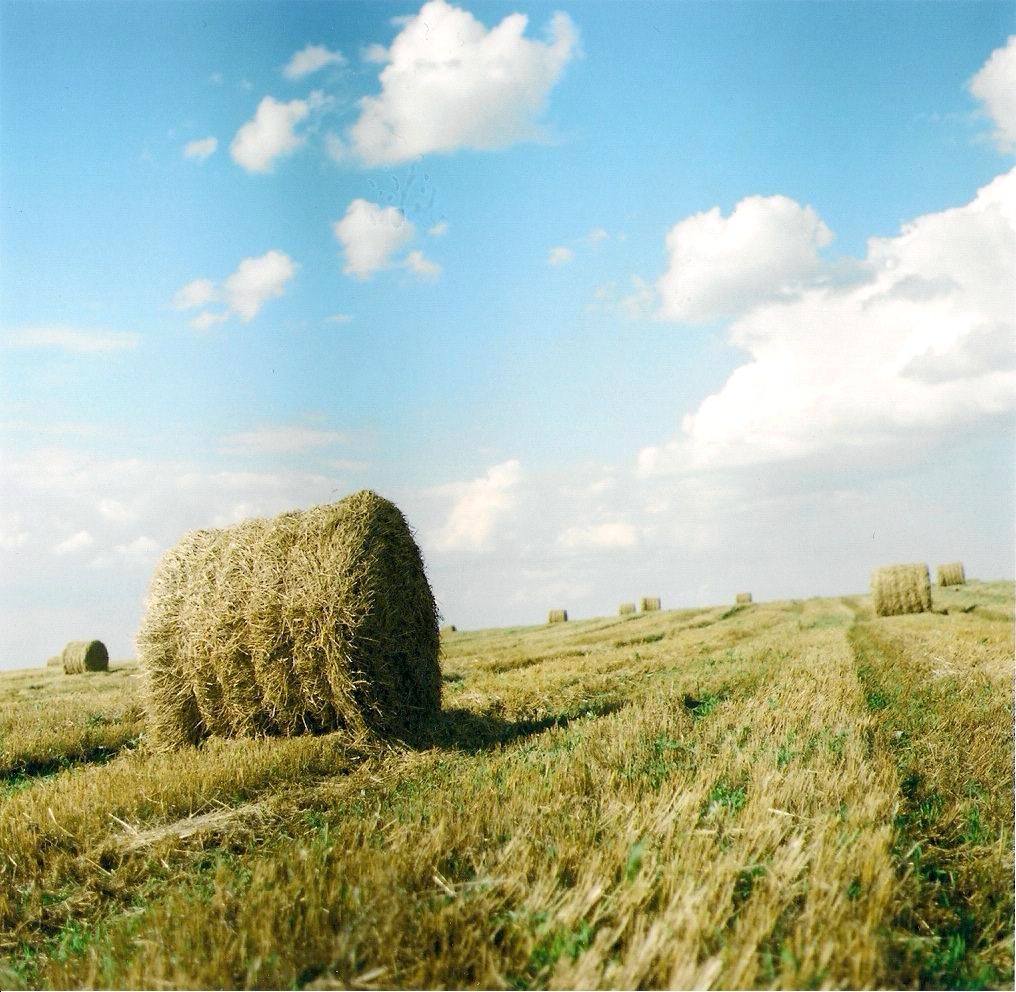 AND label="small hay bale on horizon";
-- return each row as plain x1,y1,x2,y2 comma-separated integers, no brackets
45,654,62,668
619,602,636,616
62,640,109,674
871,563,932,617
441,624,457,634
548,609,568,624
137,490,441,751
640,597,661,612
937,562,966,587
736,592,753,605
